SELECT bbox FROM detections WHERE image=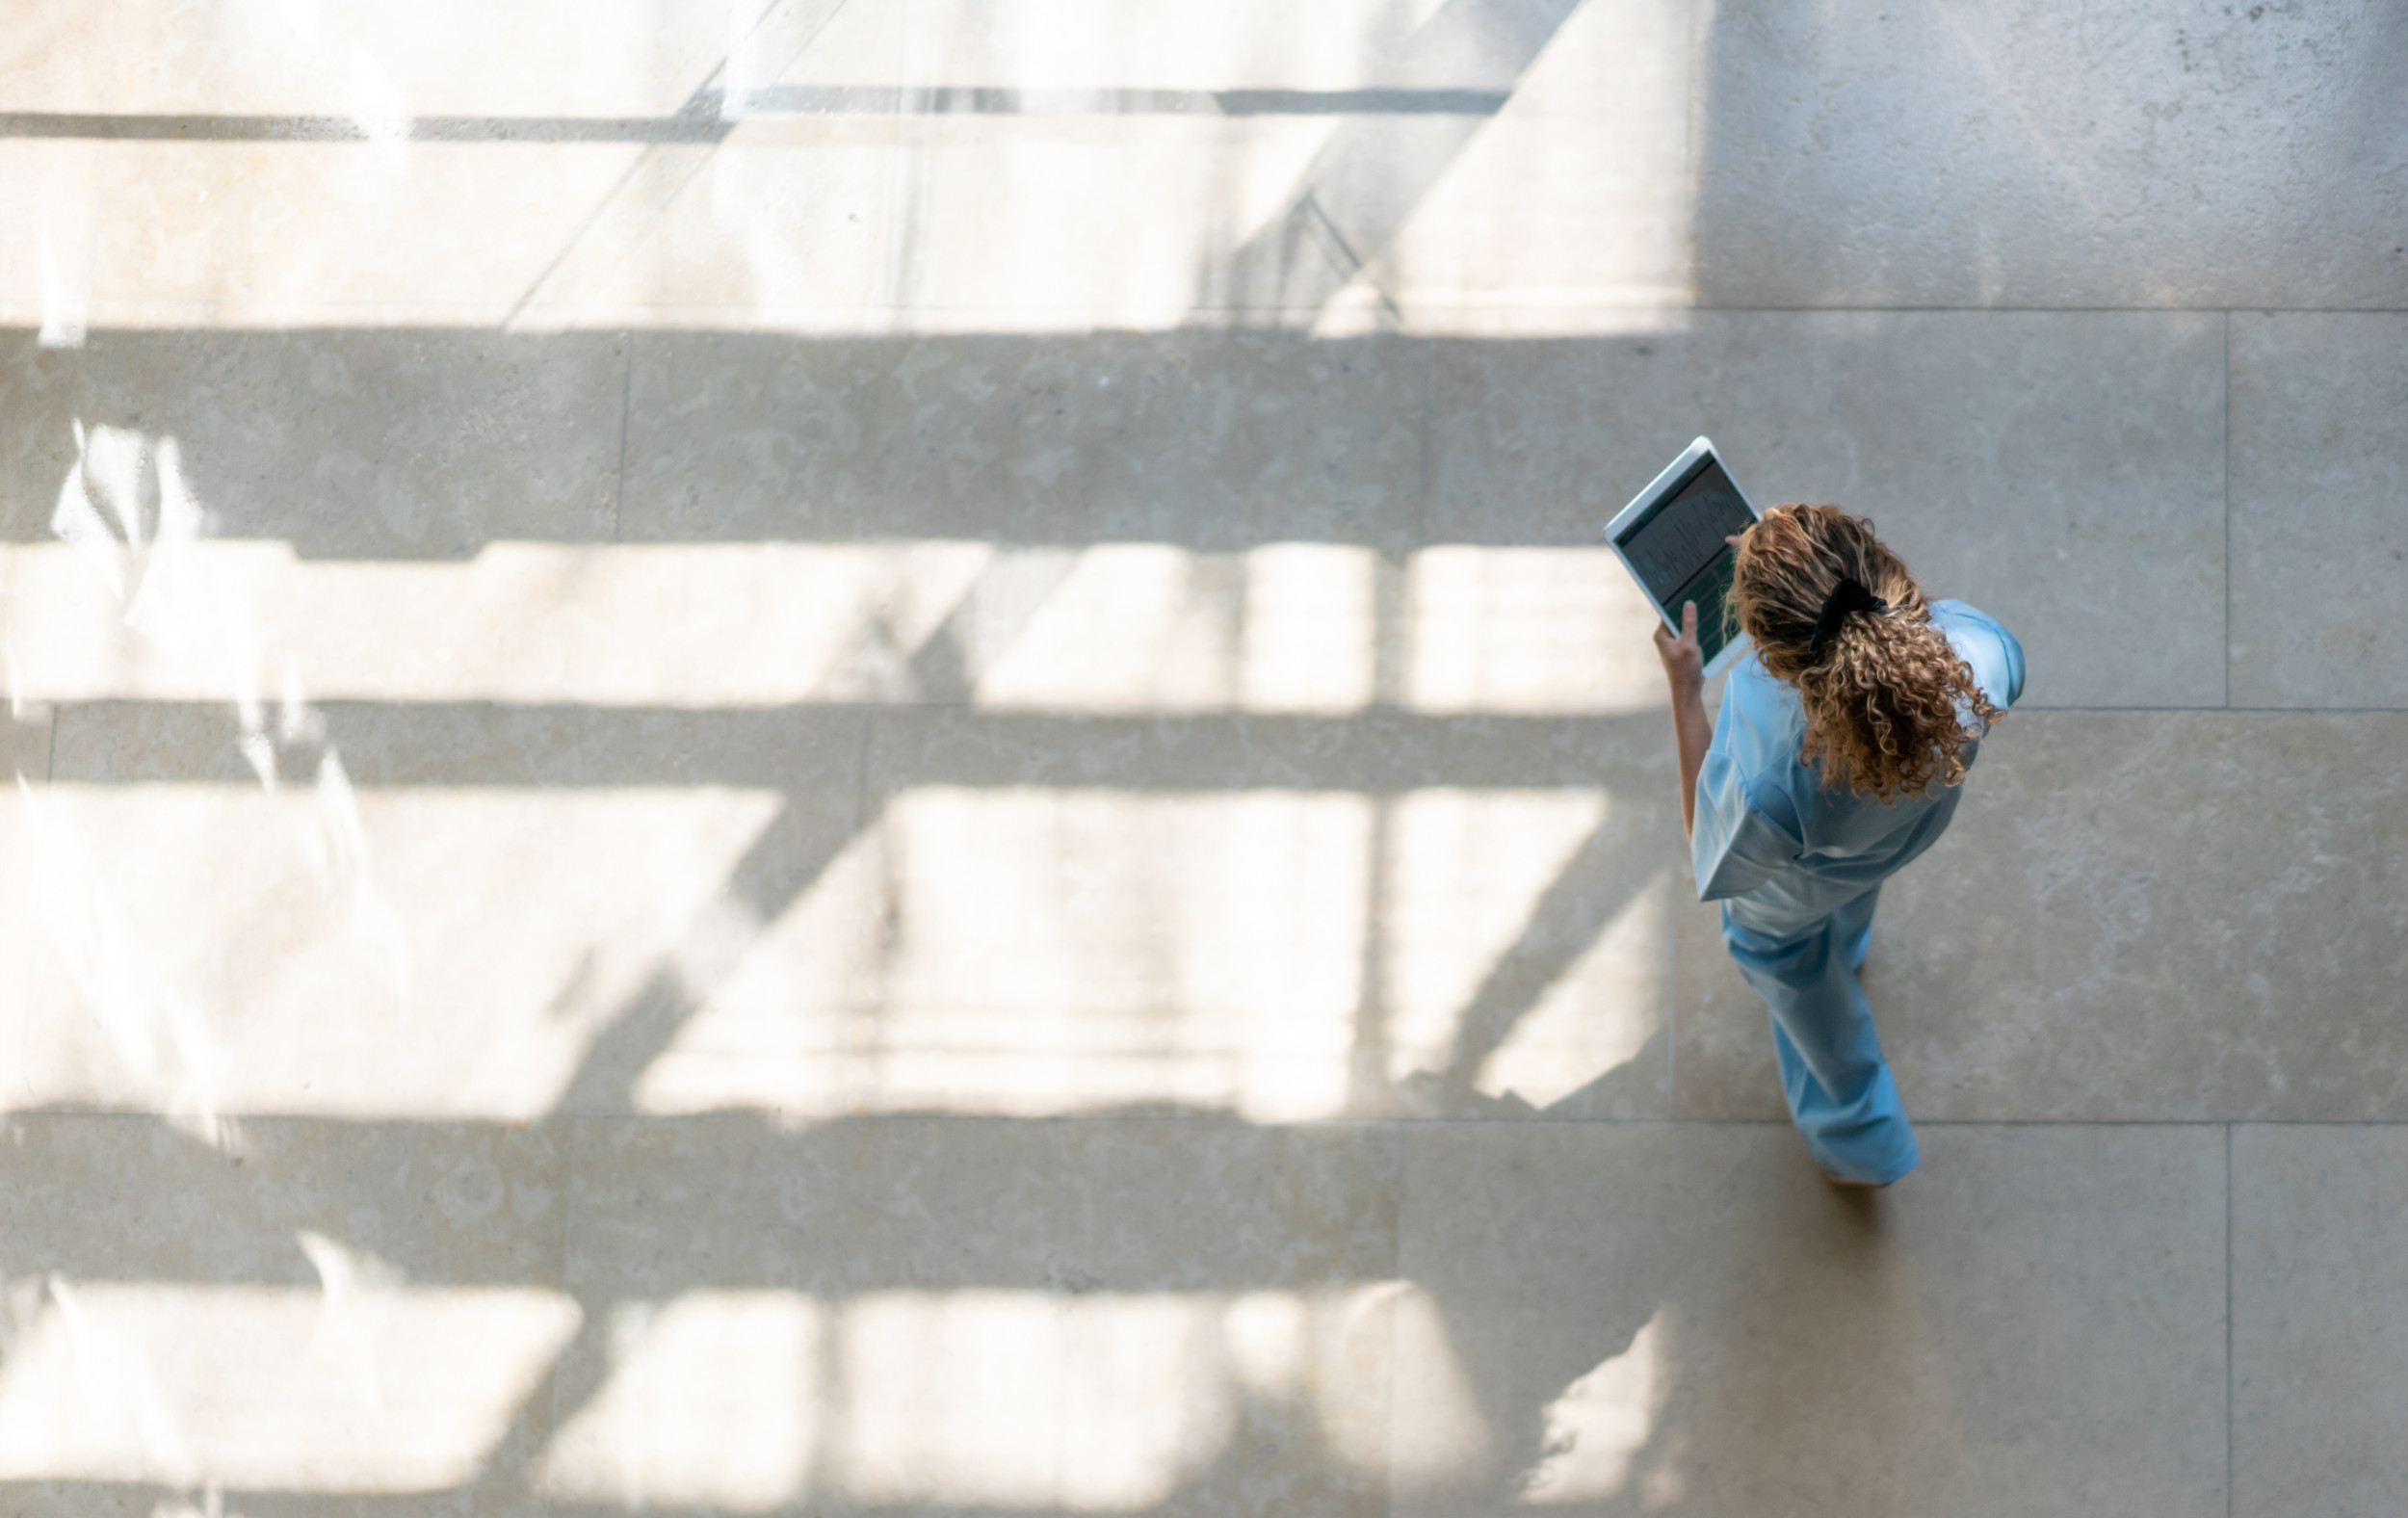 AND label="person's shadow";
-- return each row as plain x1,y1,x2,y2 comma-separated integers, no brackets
1394,1130,1899,1515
